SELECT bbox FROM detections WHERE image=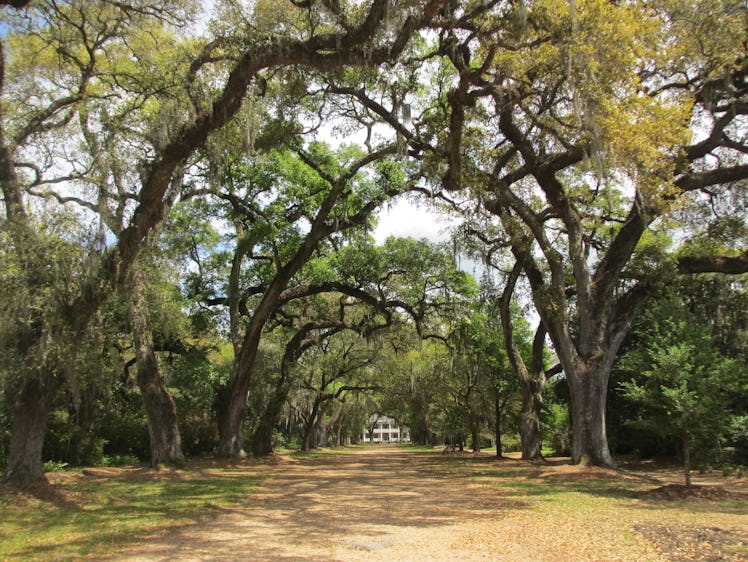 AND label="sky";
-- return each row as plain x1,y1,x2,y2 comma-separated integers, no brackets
372,198,455,245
